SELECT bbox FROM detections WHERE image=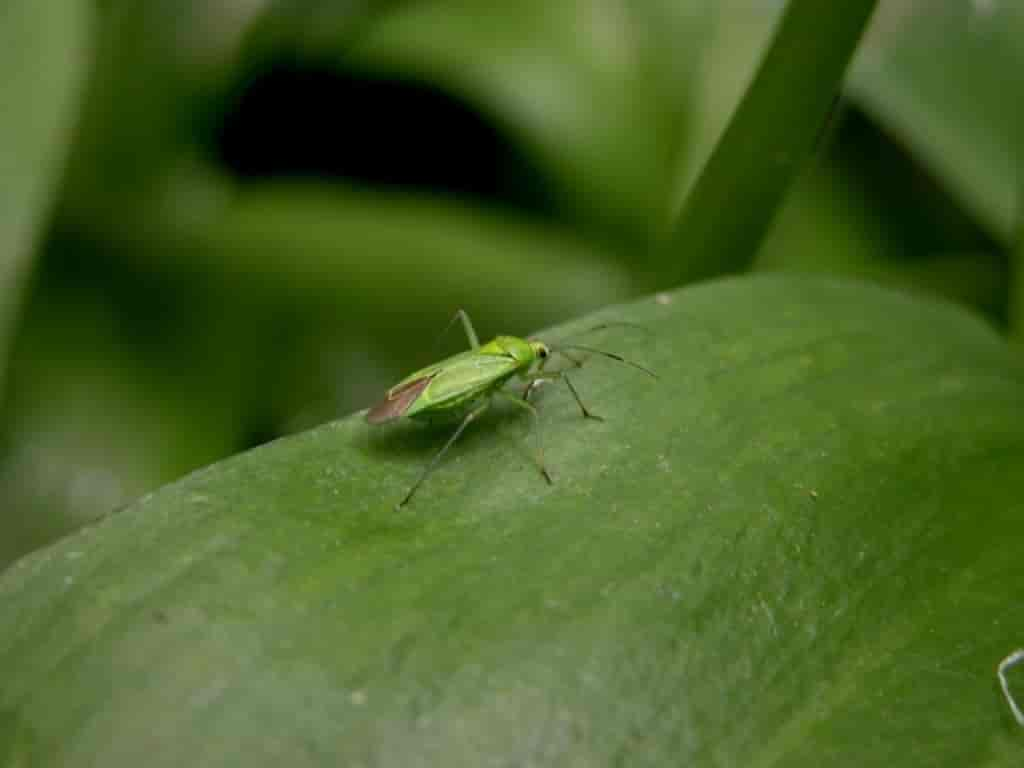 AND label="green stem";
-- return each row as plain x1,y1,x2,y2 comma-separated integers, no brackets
666,1,879,284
